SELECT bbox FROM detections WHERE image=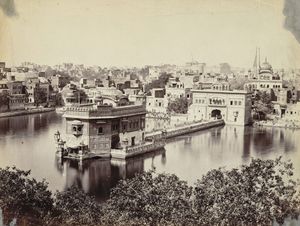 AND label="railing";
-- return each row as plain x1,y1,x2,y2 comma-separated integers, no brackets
145,119,225,141
125,140,165,154
64,104,146,118
110,140,165,158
